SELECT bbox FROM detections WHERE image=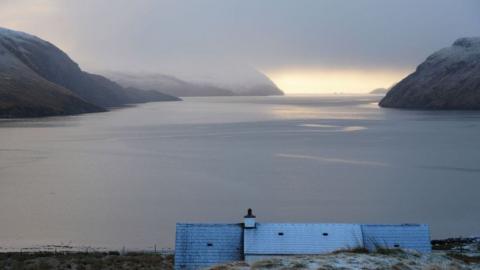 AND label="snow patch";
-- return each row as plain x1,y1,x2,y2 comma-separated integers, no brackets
0,27,47,45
